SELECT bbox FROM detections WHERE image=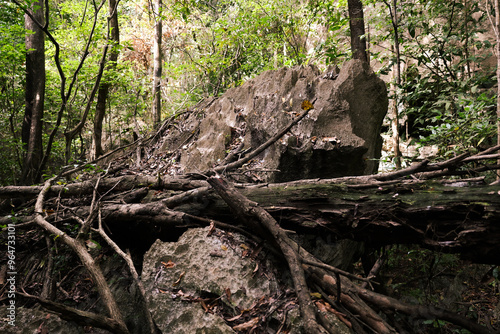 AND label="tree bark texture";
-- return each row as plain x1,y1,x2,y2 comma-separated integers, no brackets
22,0,45,185
389,0,402,168
348,0,368,62
237,180,500,265
152,0,163,129
92,0,120,160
